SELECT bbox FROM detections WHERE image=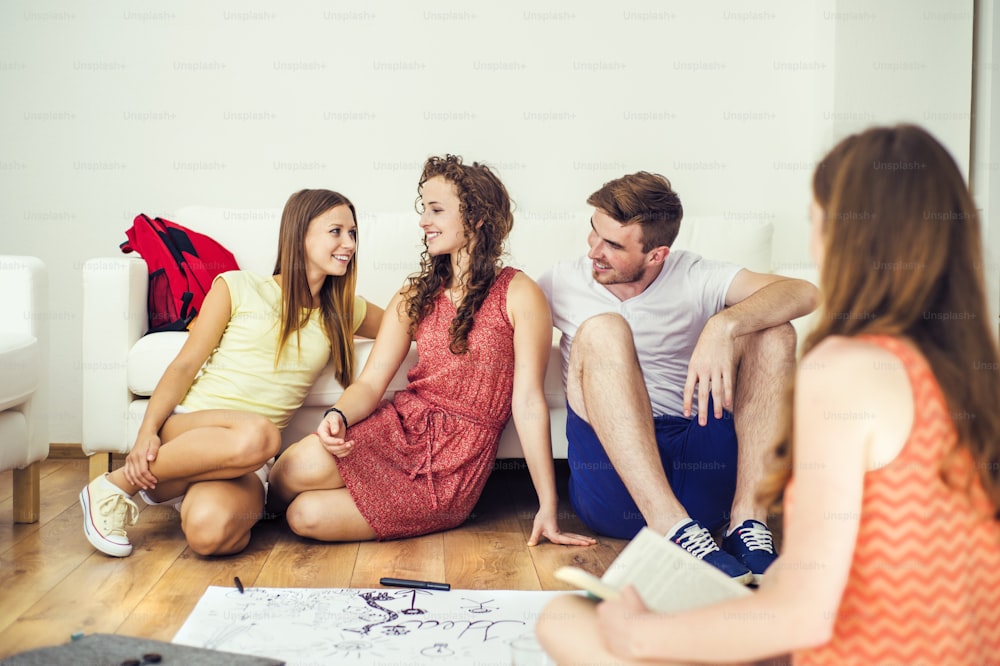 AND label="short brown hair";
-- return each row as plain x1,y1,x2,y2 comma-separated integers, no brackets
587,171,683,251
